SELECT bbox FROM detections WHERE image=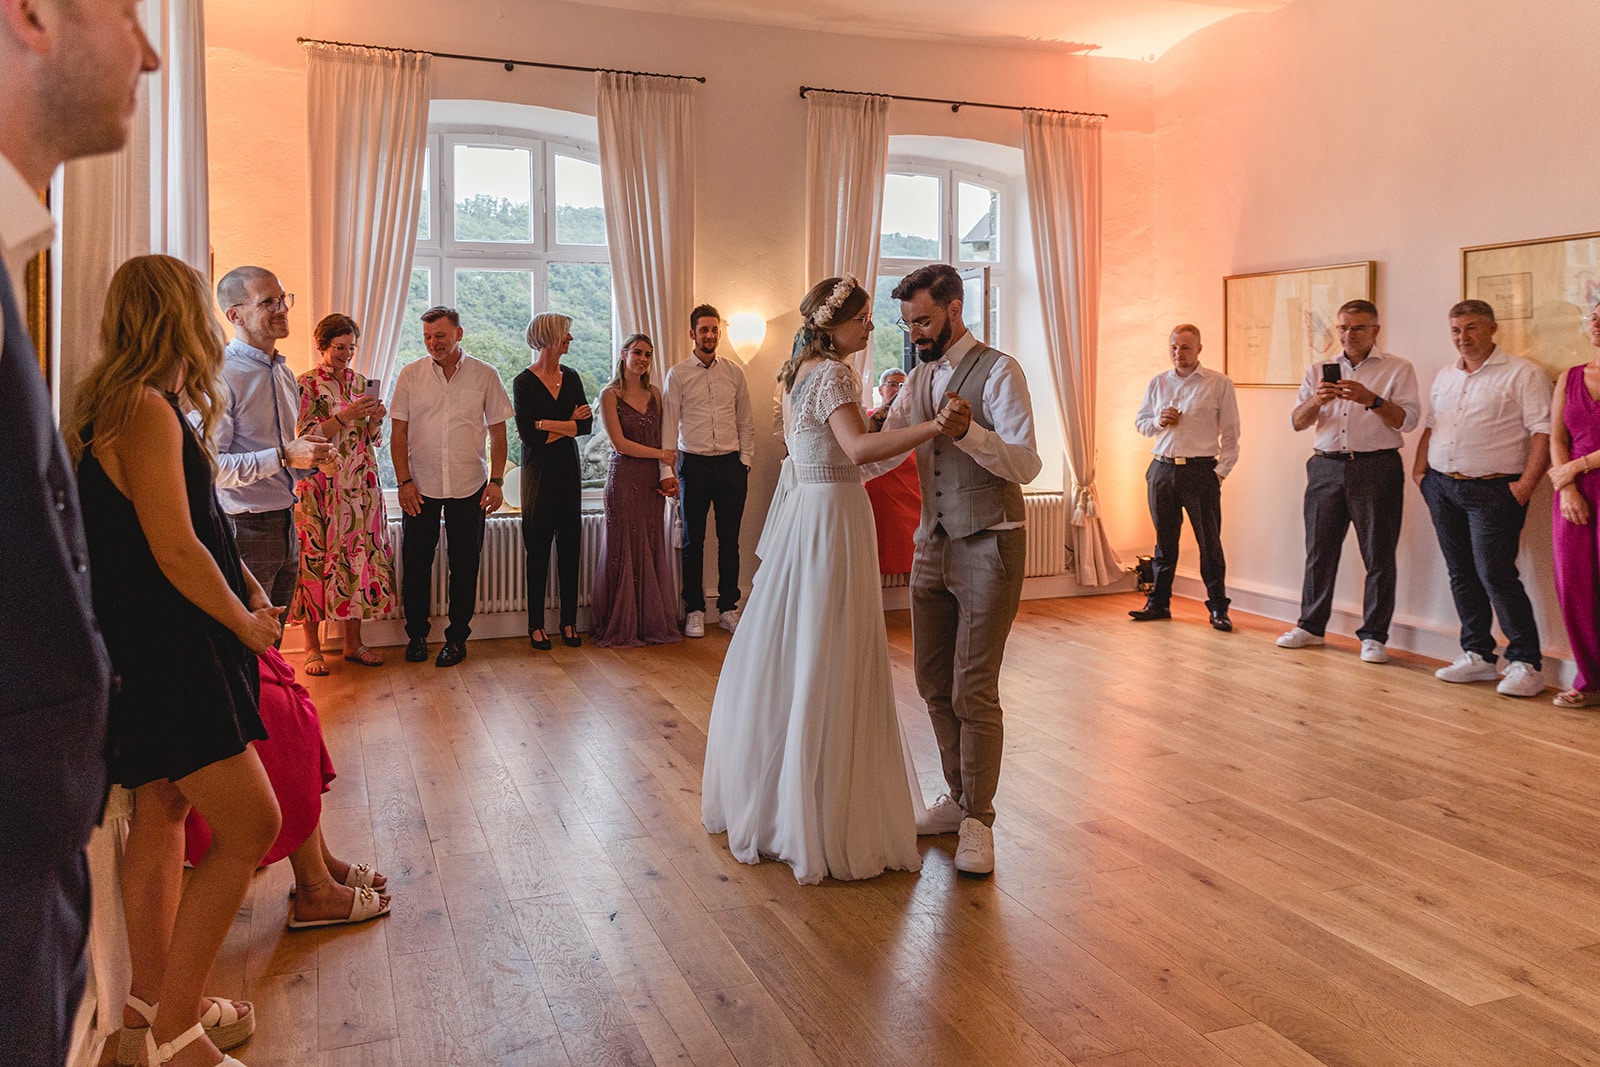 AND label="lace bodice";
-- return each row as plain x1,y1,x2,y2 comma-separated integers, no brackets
786,360,864,484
